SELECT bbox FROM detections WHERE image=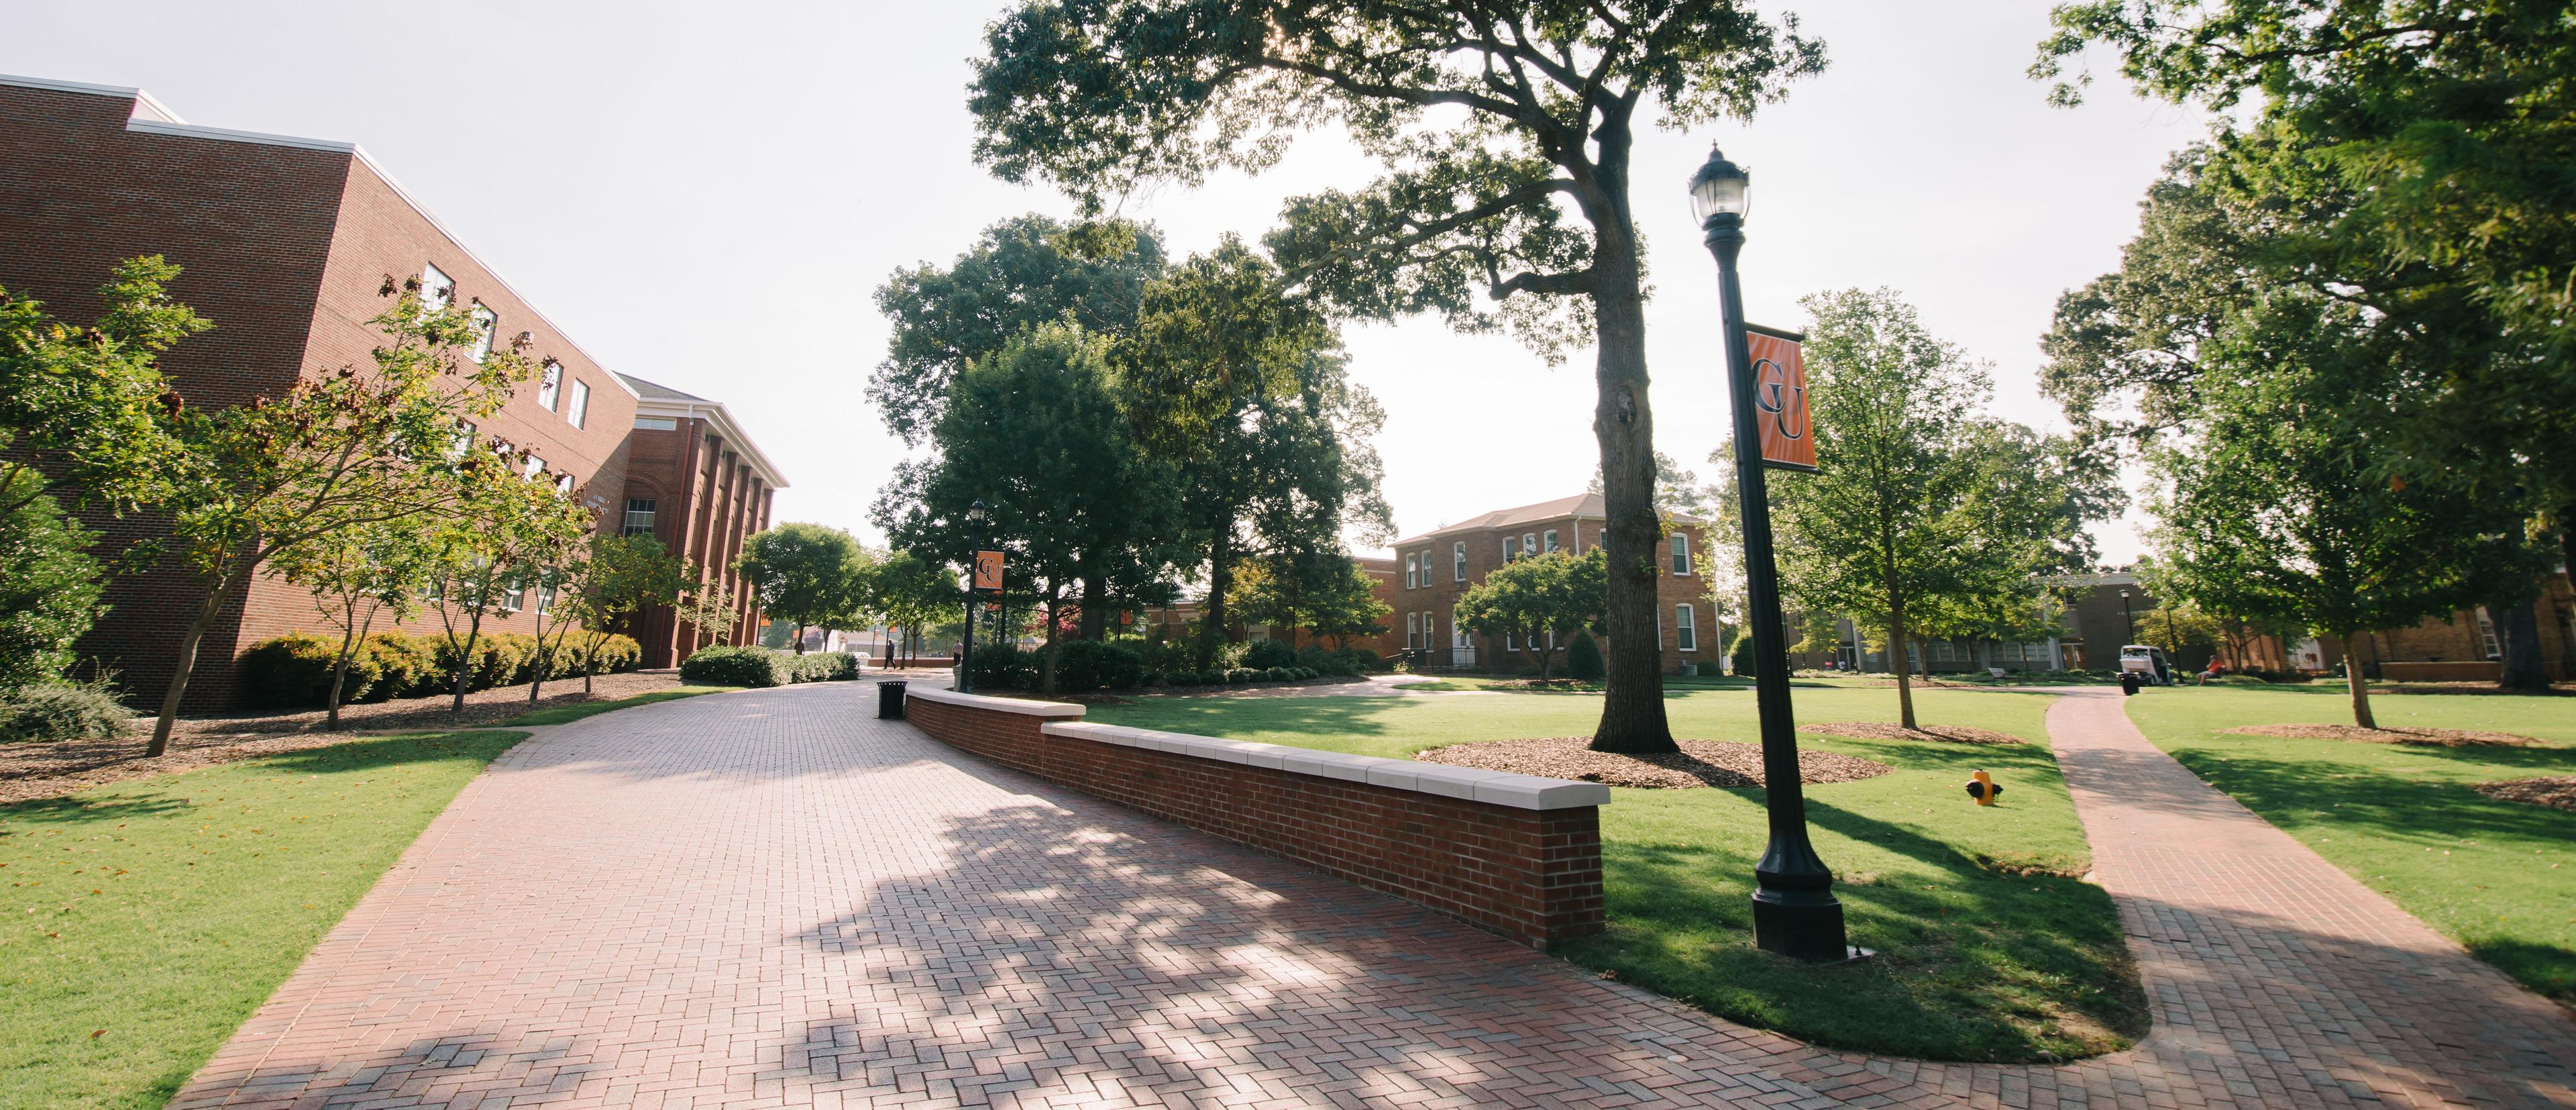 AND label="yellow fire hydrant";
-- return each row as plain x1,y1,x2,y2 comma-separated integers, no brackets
1964,770,2002,806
